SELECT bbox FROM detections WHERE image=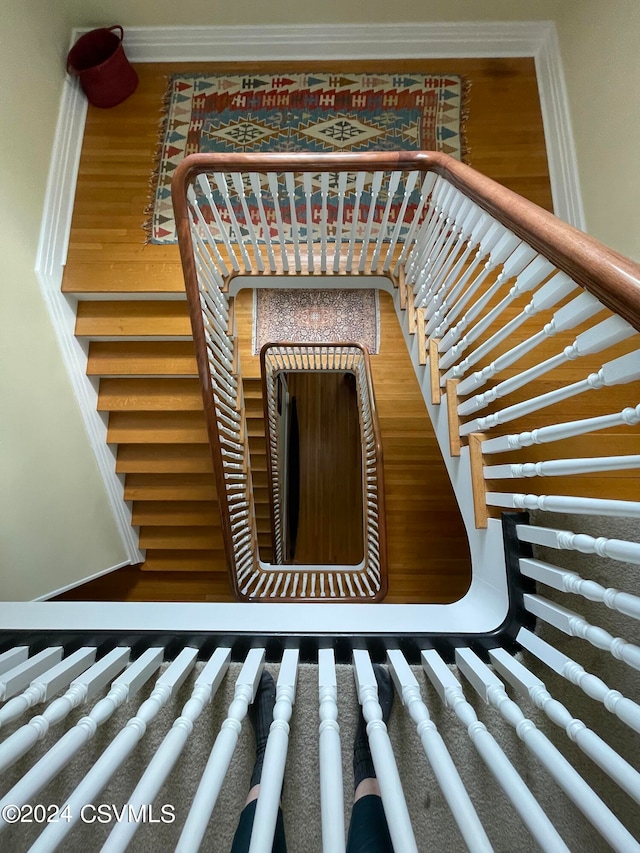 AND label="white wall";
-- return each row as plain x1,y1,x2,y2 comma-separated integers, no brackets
73,0,562,26
555,0,640,260
0,0,127,600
